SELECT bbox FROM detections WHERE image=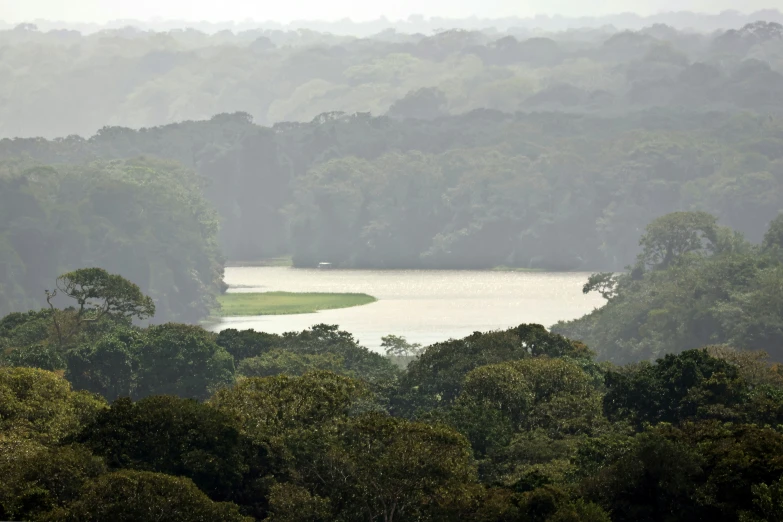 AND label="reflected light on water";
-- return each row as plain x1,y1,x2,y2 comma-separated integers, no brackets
208,267,606,352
